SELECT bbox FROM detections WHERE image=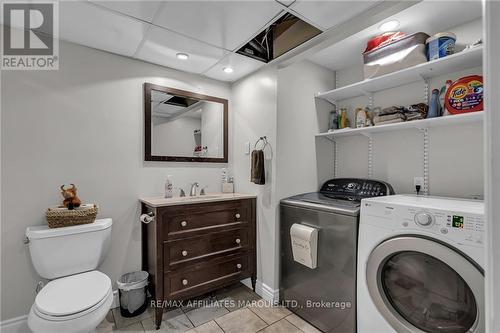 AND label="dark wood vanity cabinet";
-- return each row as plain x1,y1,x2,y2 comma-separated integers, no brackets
141,198,257,329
